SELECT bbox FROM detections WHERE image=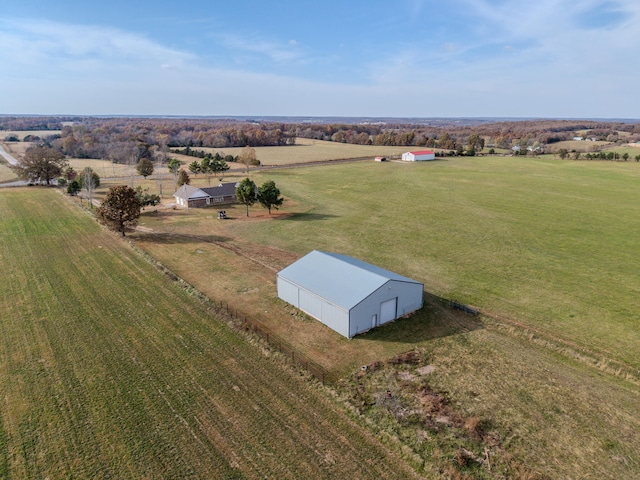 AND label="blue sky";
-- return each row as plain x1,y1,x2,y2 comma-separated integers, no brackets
1,0,638,118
